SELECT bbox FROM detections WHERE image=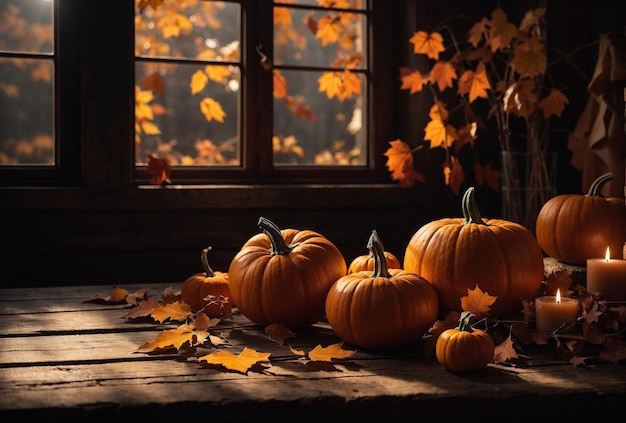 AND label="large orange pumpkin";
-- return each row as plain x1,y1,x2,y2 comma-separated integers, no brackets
536,173,626,265
326,230,439,349
403,186,545,318
228,217,347,329
180,246,231,317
